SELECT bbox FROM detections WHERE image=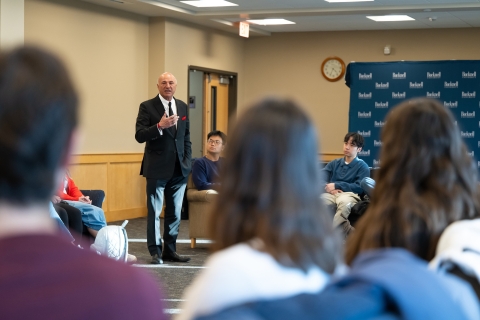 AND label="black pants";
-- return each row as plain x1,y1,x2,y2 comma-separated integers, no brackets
54,203,83,237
